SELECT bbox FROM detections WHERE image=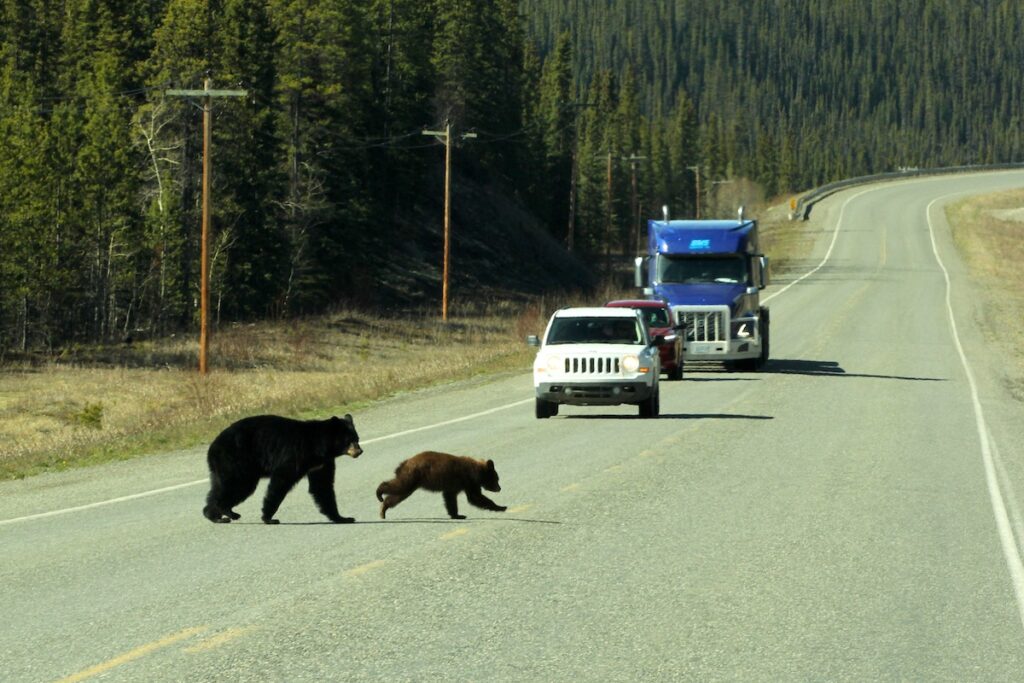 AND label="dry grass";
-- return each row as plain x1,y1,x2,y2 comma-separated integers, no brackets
1,292,631,479
0,198,818,481
0,303,538,479
947,189,1024,398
